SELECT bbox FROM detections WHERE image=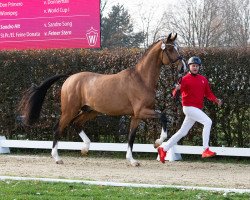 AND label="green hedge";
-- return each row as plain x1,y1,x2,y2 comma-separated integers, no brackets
0,47,249,147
